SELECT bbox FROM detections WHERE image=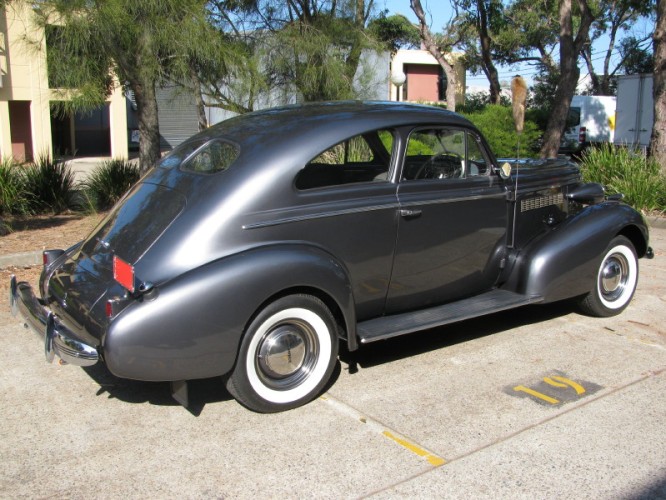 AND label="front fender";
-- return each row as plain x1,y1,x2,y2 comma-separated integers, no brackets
505,202,649,302
104,244,354,382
